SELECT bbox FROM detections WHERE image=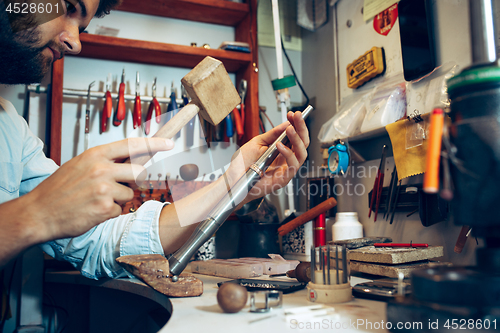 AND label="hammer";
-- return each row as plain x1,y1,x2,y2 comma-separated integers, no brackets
130,56,241,166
